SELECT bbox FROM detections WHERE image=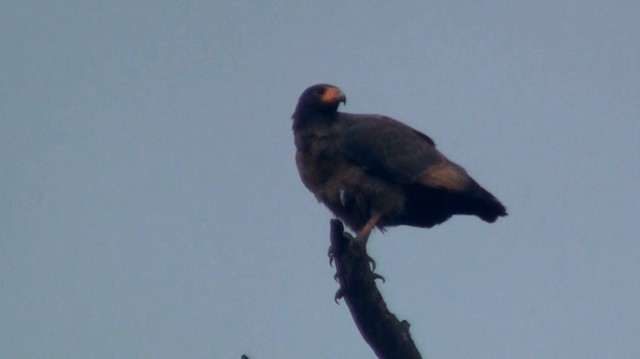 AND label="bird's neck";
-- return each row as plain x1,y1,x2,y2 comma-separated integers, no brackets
292,111,339,131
